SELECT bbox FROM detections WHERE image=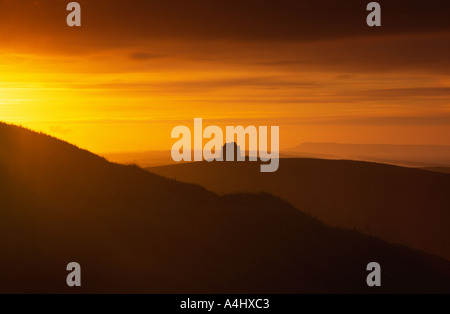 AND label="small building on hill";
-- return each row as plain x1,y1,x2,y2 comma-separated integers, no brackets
221,142,244,161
